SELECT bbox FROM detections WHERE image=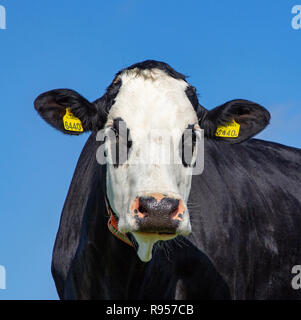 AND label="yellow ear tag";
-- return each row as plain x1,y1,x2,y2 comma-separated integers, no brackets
215,119,240,138
63,108,83,132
